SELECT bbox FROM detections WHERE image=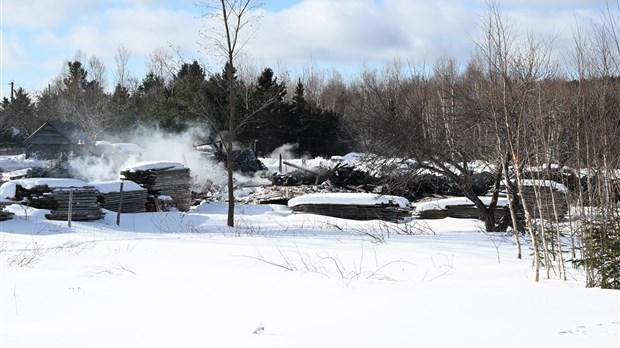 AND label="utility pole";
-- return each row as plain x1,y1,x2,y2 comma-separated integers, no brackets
10,81,14,100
